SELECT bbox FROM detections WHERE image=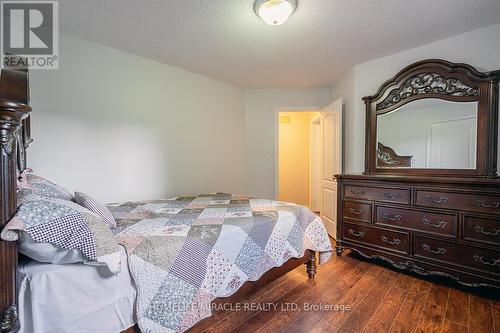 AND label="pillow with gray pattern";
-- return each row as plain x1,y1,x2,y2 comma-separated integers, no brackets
1,196,121,274
17,170,73,205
